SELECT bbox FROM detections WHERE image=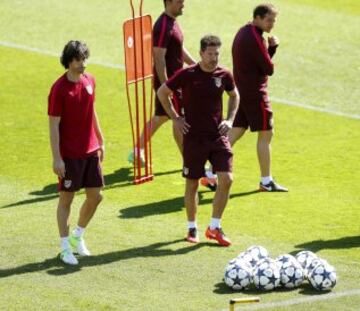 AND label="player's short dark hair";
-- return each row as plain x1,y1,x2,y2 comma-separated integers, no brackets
60,40,90,69
200,35,222,52
253,3,278,19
